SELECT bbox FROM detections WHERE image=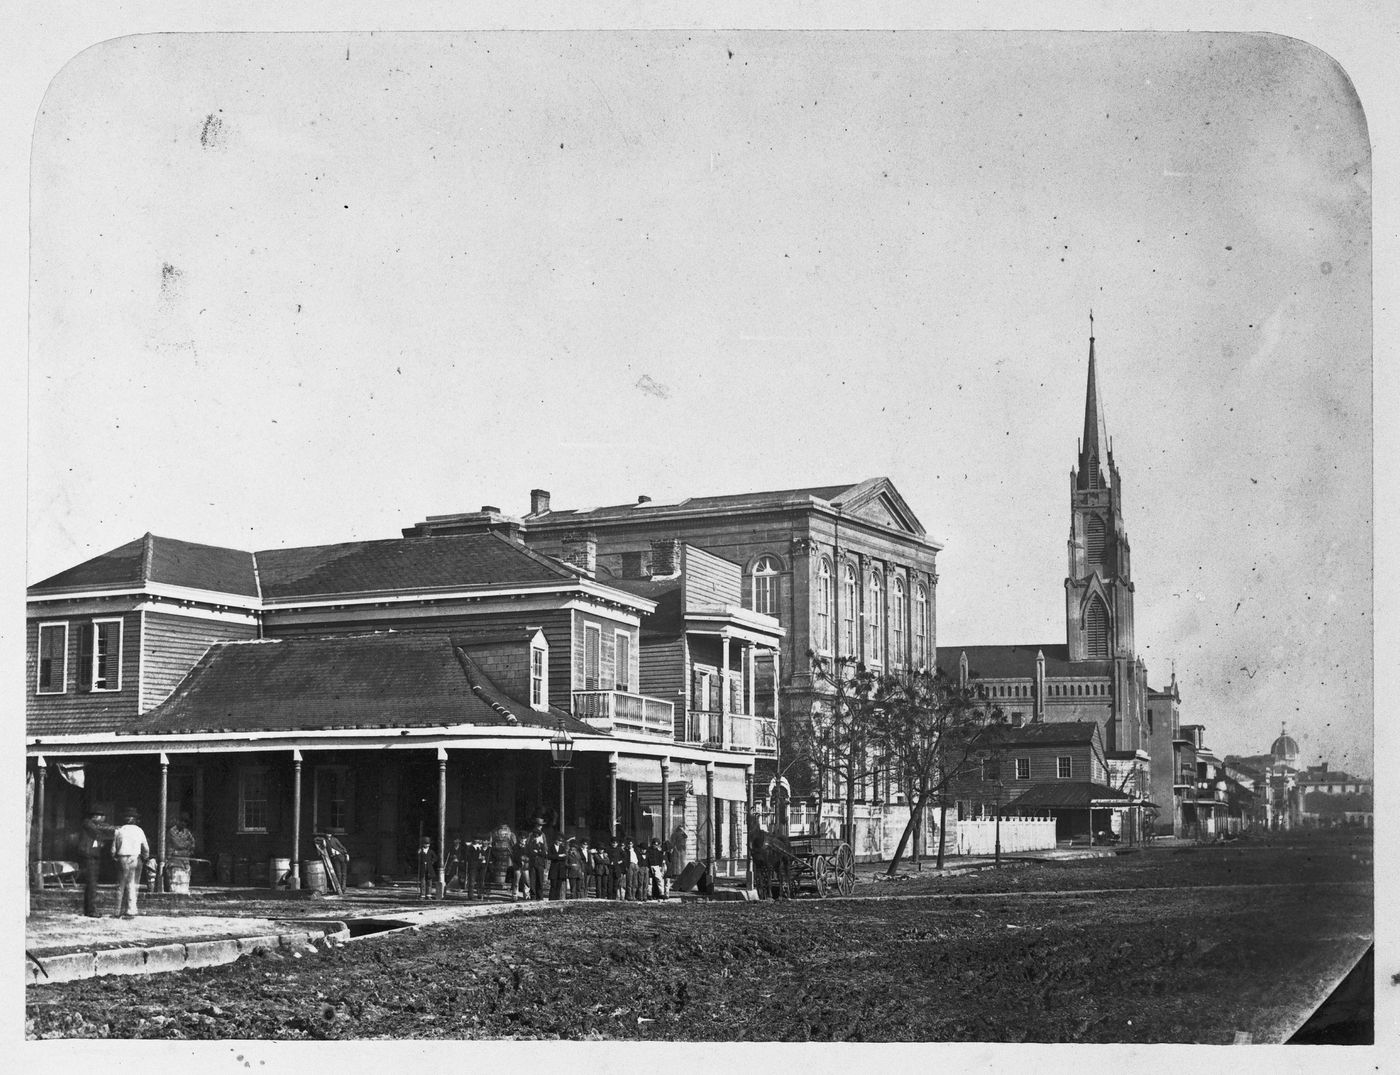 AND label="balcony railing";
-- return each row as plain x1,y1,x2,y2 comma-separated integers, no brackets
572,690,675,740
679,709,778,757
